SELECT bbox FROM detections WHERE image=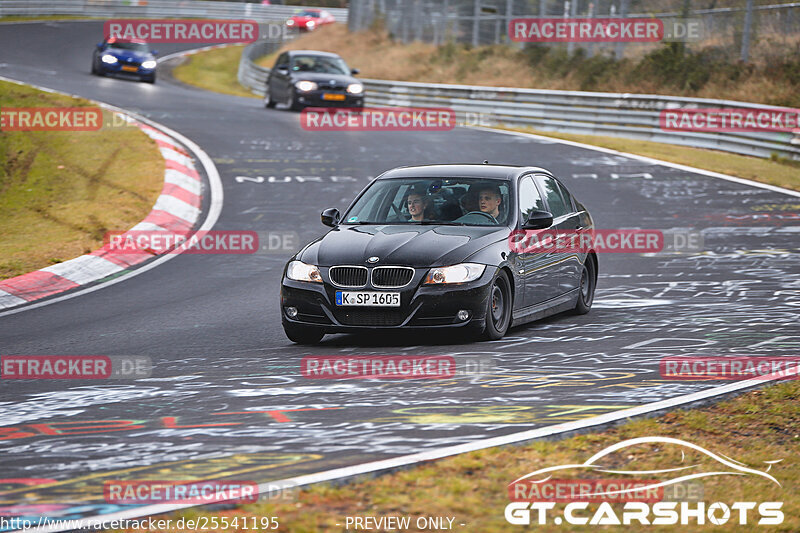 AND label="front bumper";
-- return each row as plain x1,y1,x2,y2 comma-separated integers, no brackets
280,266,495,333
100,62,155,78
295,90,364,108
